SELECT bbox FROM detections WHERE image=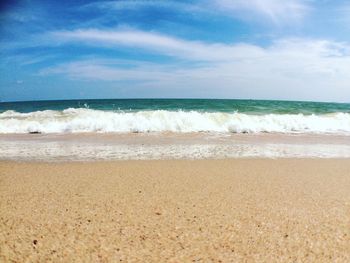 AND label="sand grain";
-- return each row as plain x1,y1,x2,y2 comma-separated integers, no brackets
1,159,350,262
